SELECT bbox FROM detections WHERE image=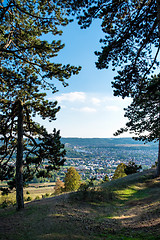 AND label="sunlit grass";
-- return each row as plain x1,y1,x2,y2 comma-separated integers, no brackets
115,187,137,200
